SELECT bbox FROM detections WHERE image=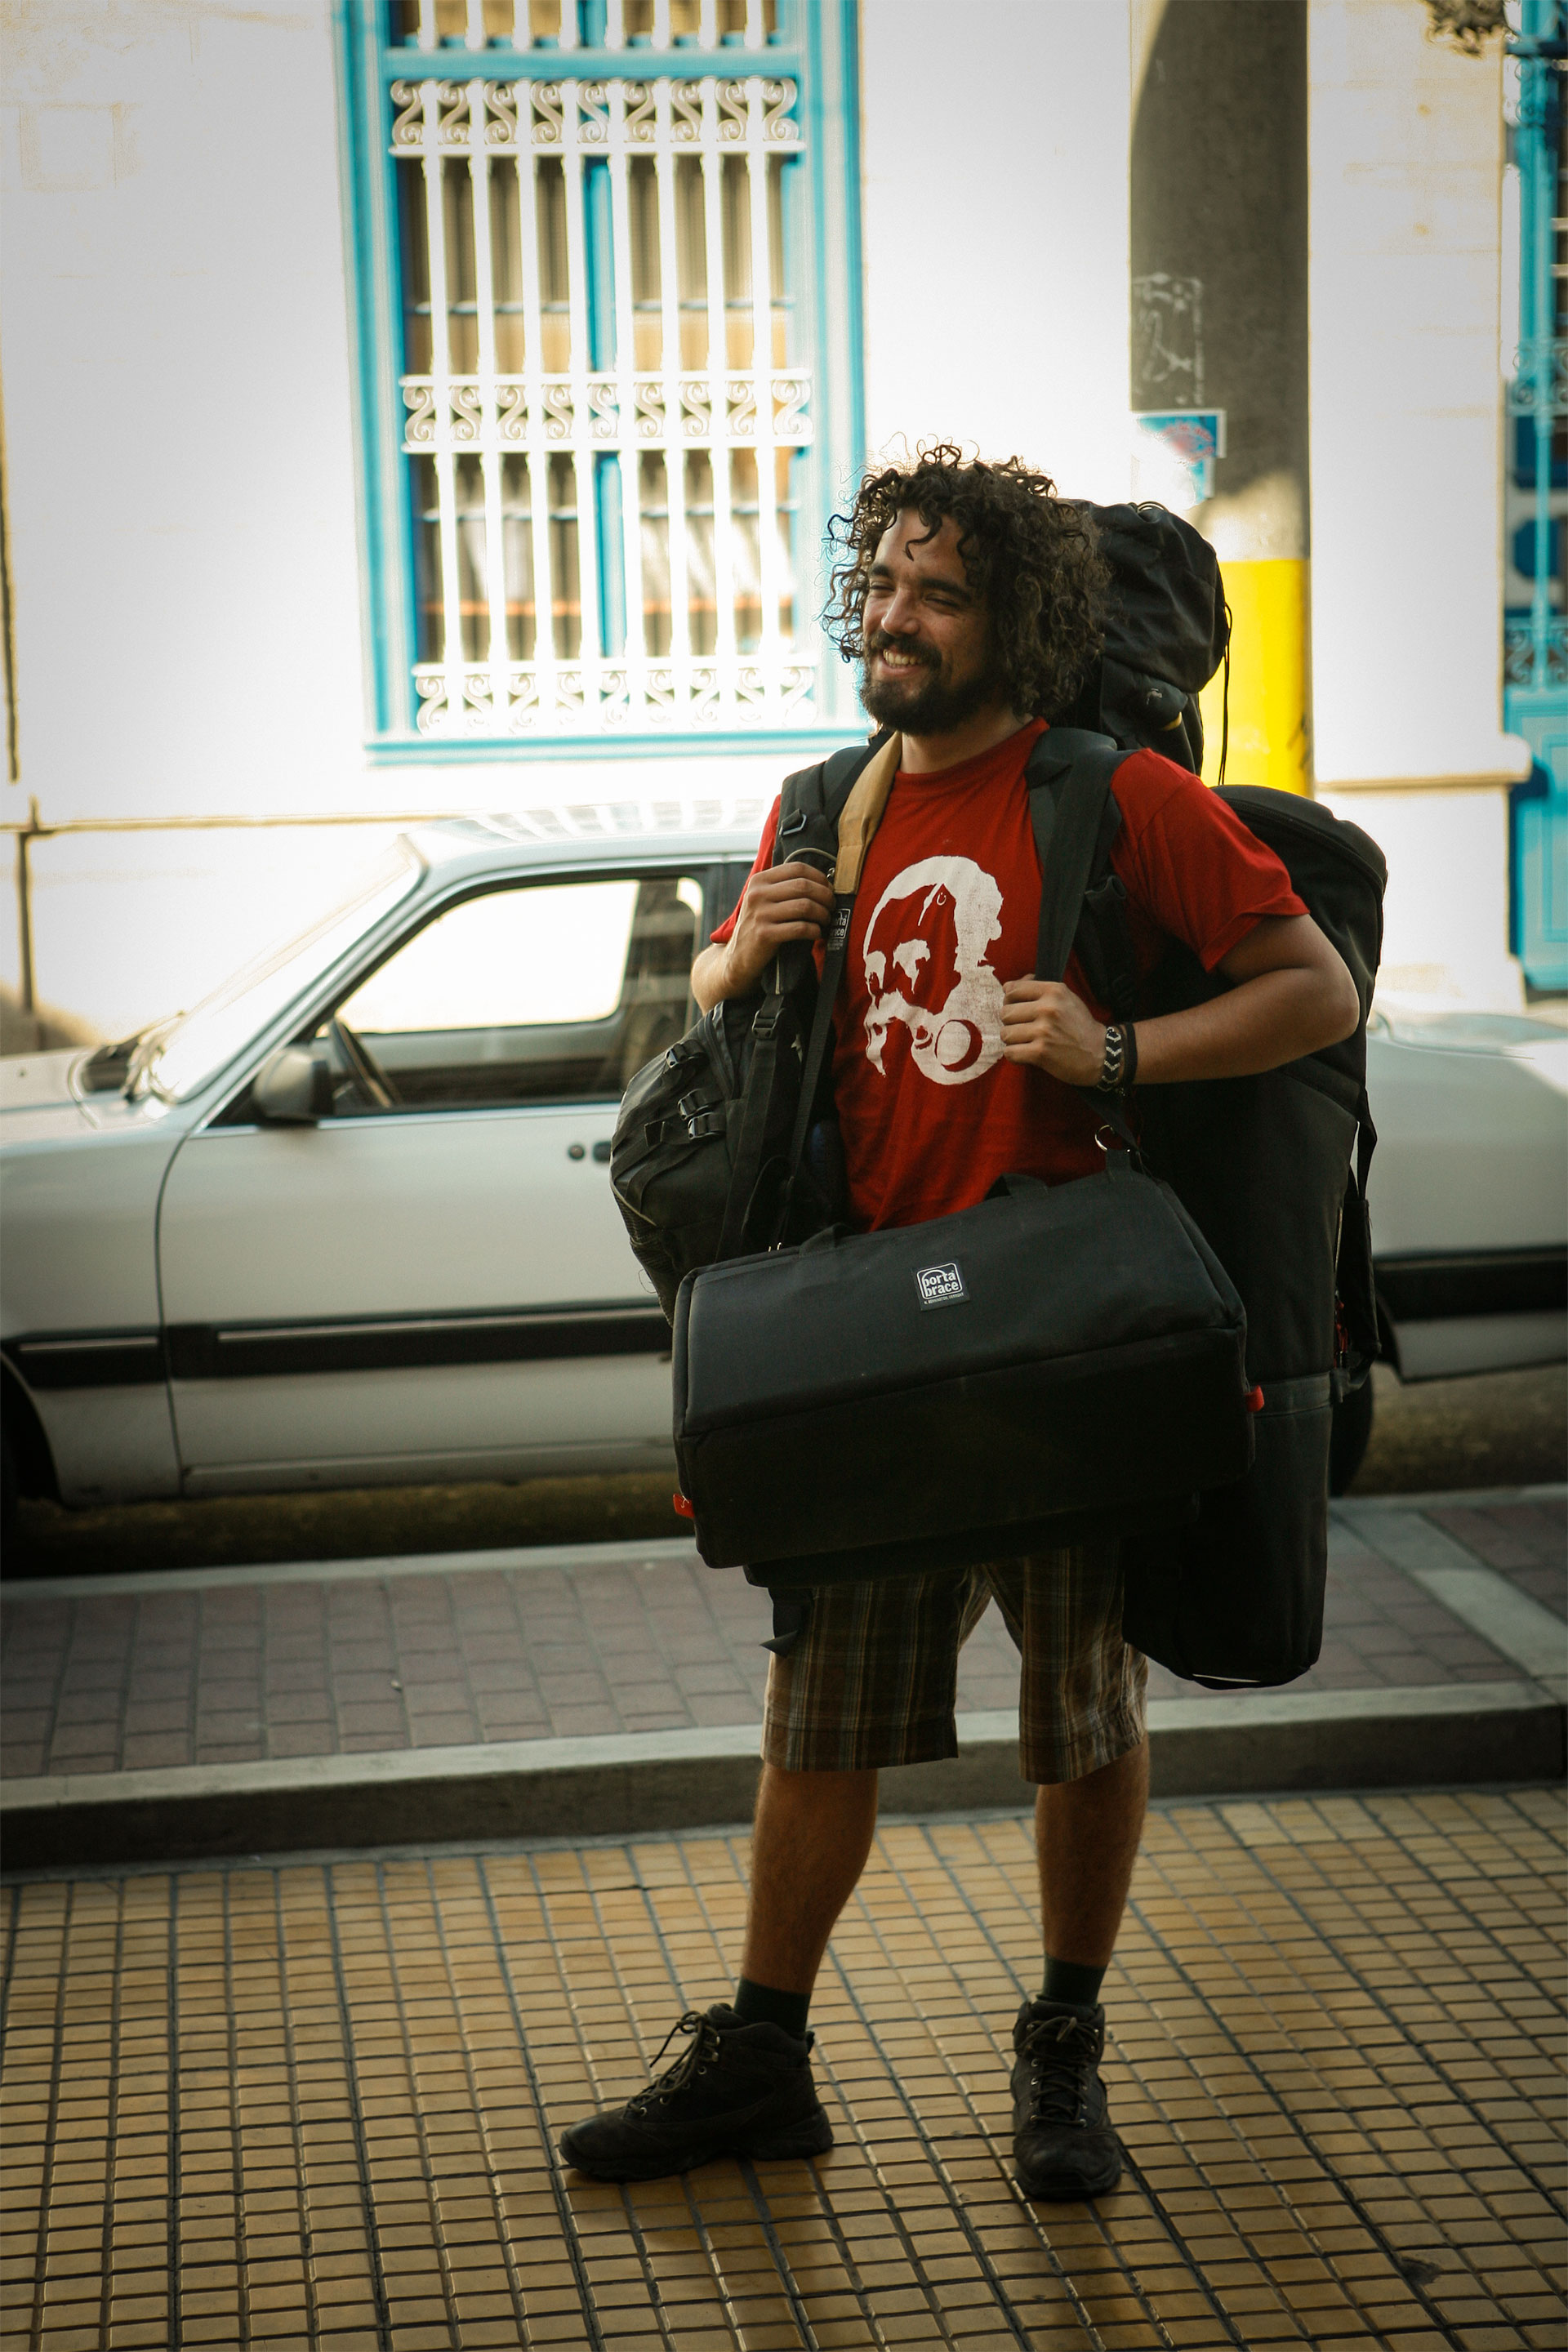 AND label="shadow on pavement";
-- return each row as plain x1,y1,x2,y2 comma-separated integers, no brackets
1348,1361,1566,1496
7,1467,680,1579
